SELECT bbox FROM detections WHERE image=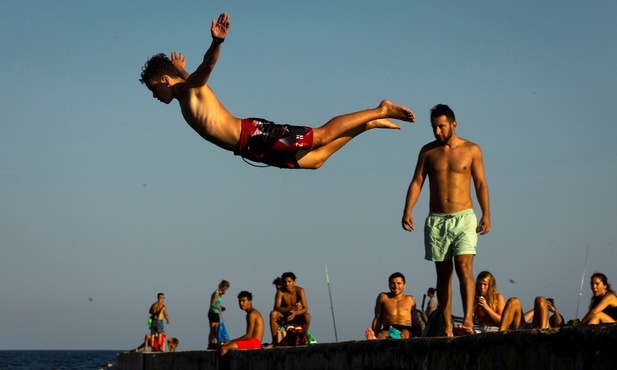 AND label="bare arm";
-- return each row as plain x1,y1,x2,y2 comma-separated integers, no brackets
187,13,230,89
162,306,170,324
471,145,491,234
295,288,309,316
371,294,385,332
210,290,220,310
478,294,506,325
402,149,429,231
581,293,617,324
549,303,564,328
523,308,534,323
273,290,292,313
